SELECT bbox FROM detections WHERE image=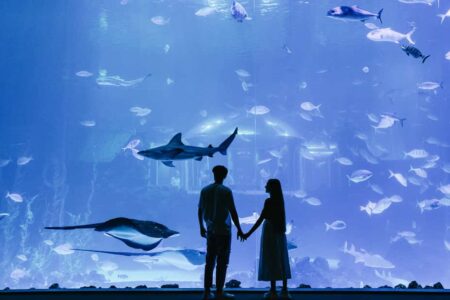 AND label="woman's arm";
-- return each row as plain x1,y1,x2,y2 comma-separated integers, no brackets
244,213,265,239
